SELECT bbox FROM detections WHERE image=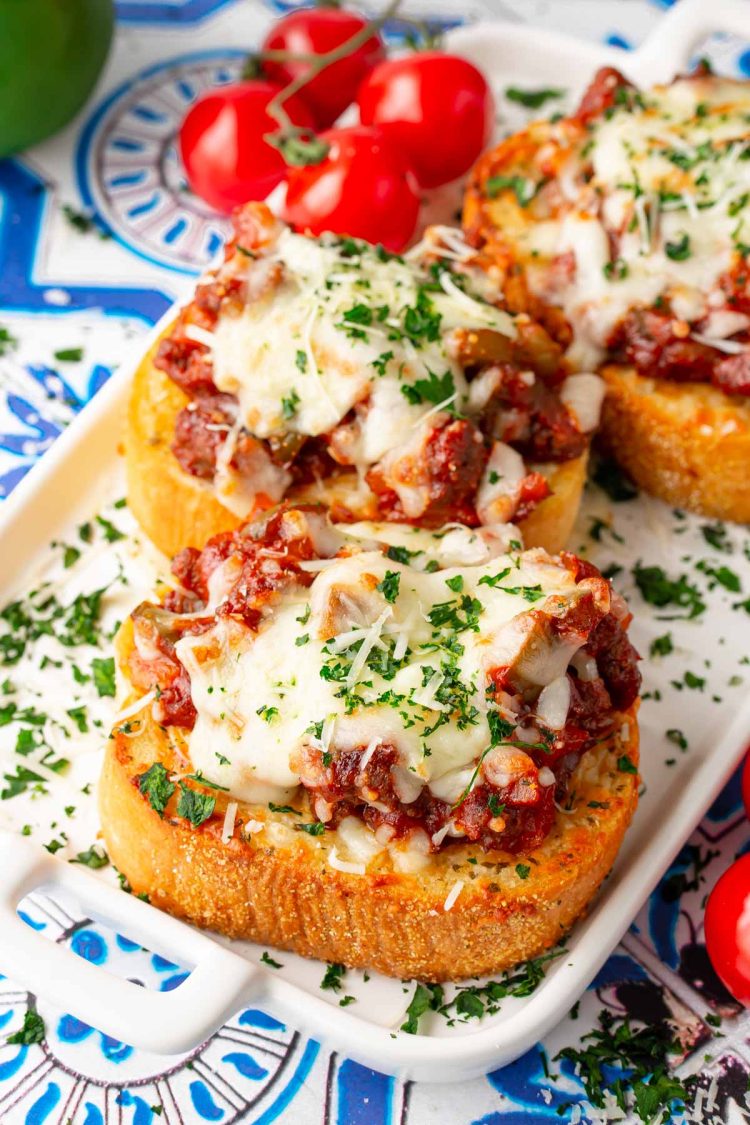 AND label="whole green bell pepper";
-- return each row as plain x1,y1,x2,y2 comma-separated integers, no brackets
0,0,115,158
